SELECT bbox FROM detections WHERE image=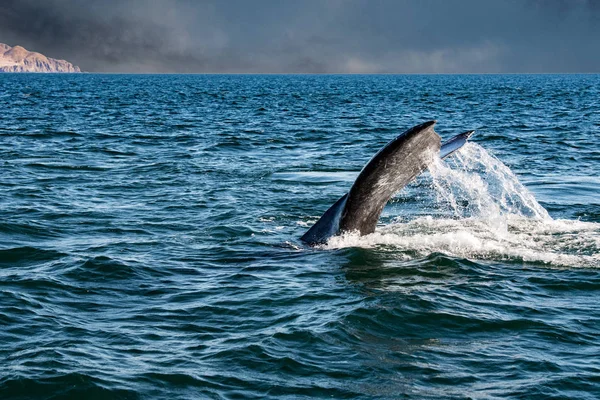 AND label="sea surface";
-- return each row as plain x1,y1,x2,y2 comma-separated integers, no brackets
1,74,599,399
